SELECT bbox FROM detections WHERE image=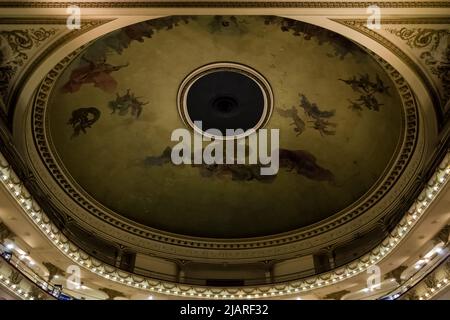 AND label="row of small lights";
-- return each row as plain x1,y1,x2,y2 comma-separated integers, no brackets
0,272,35,300
0,153,449,299
419,277,449,300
